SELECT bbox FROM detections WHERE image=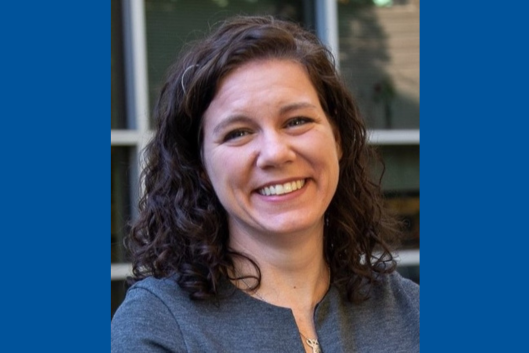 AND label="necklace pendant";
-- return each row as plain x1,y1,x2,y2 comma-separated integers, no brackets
306,338,321,353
